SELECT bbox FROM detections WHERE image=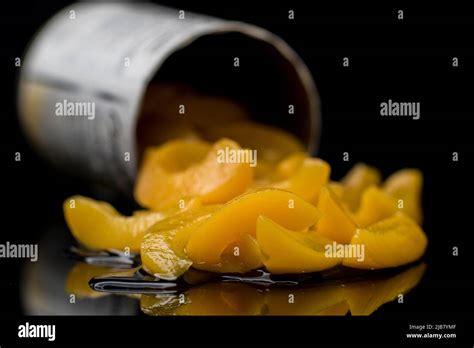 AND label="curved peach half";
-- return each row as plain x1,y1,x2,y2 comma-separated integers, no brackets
342,213,428,269
186,188,321,266
134,138,253,210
